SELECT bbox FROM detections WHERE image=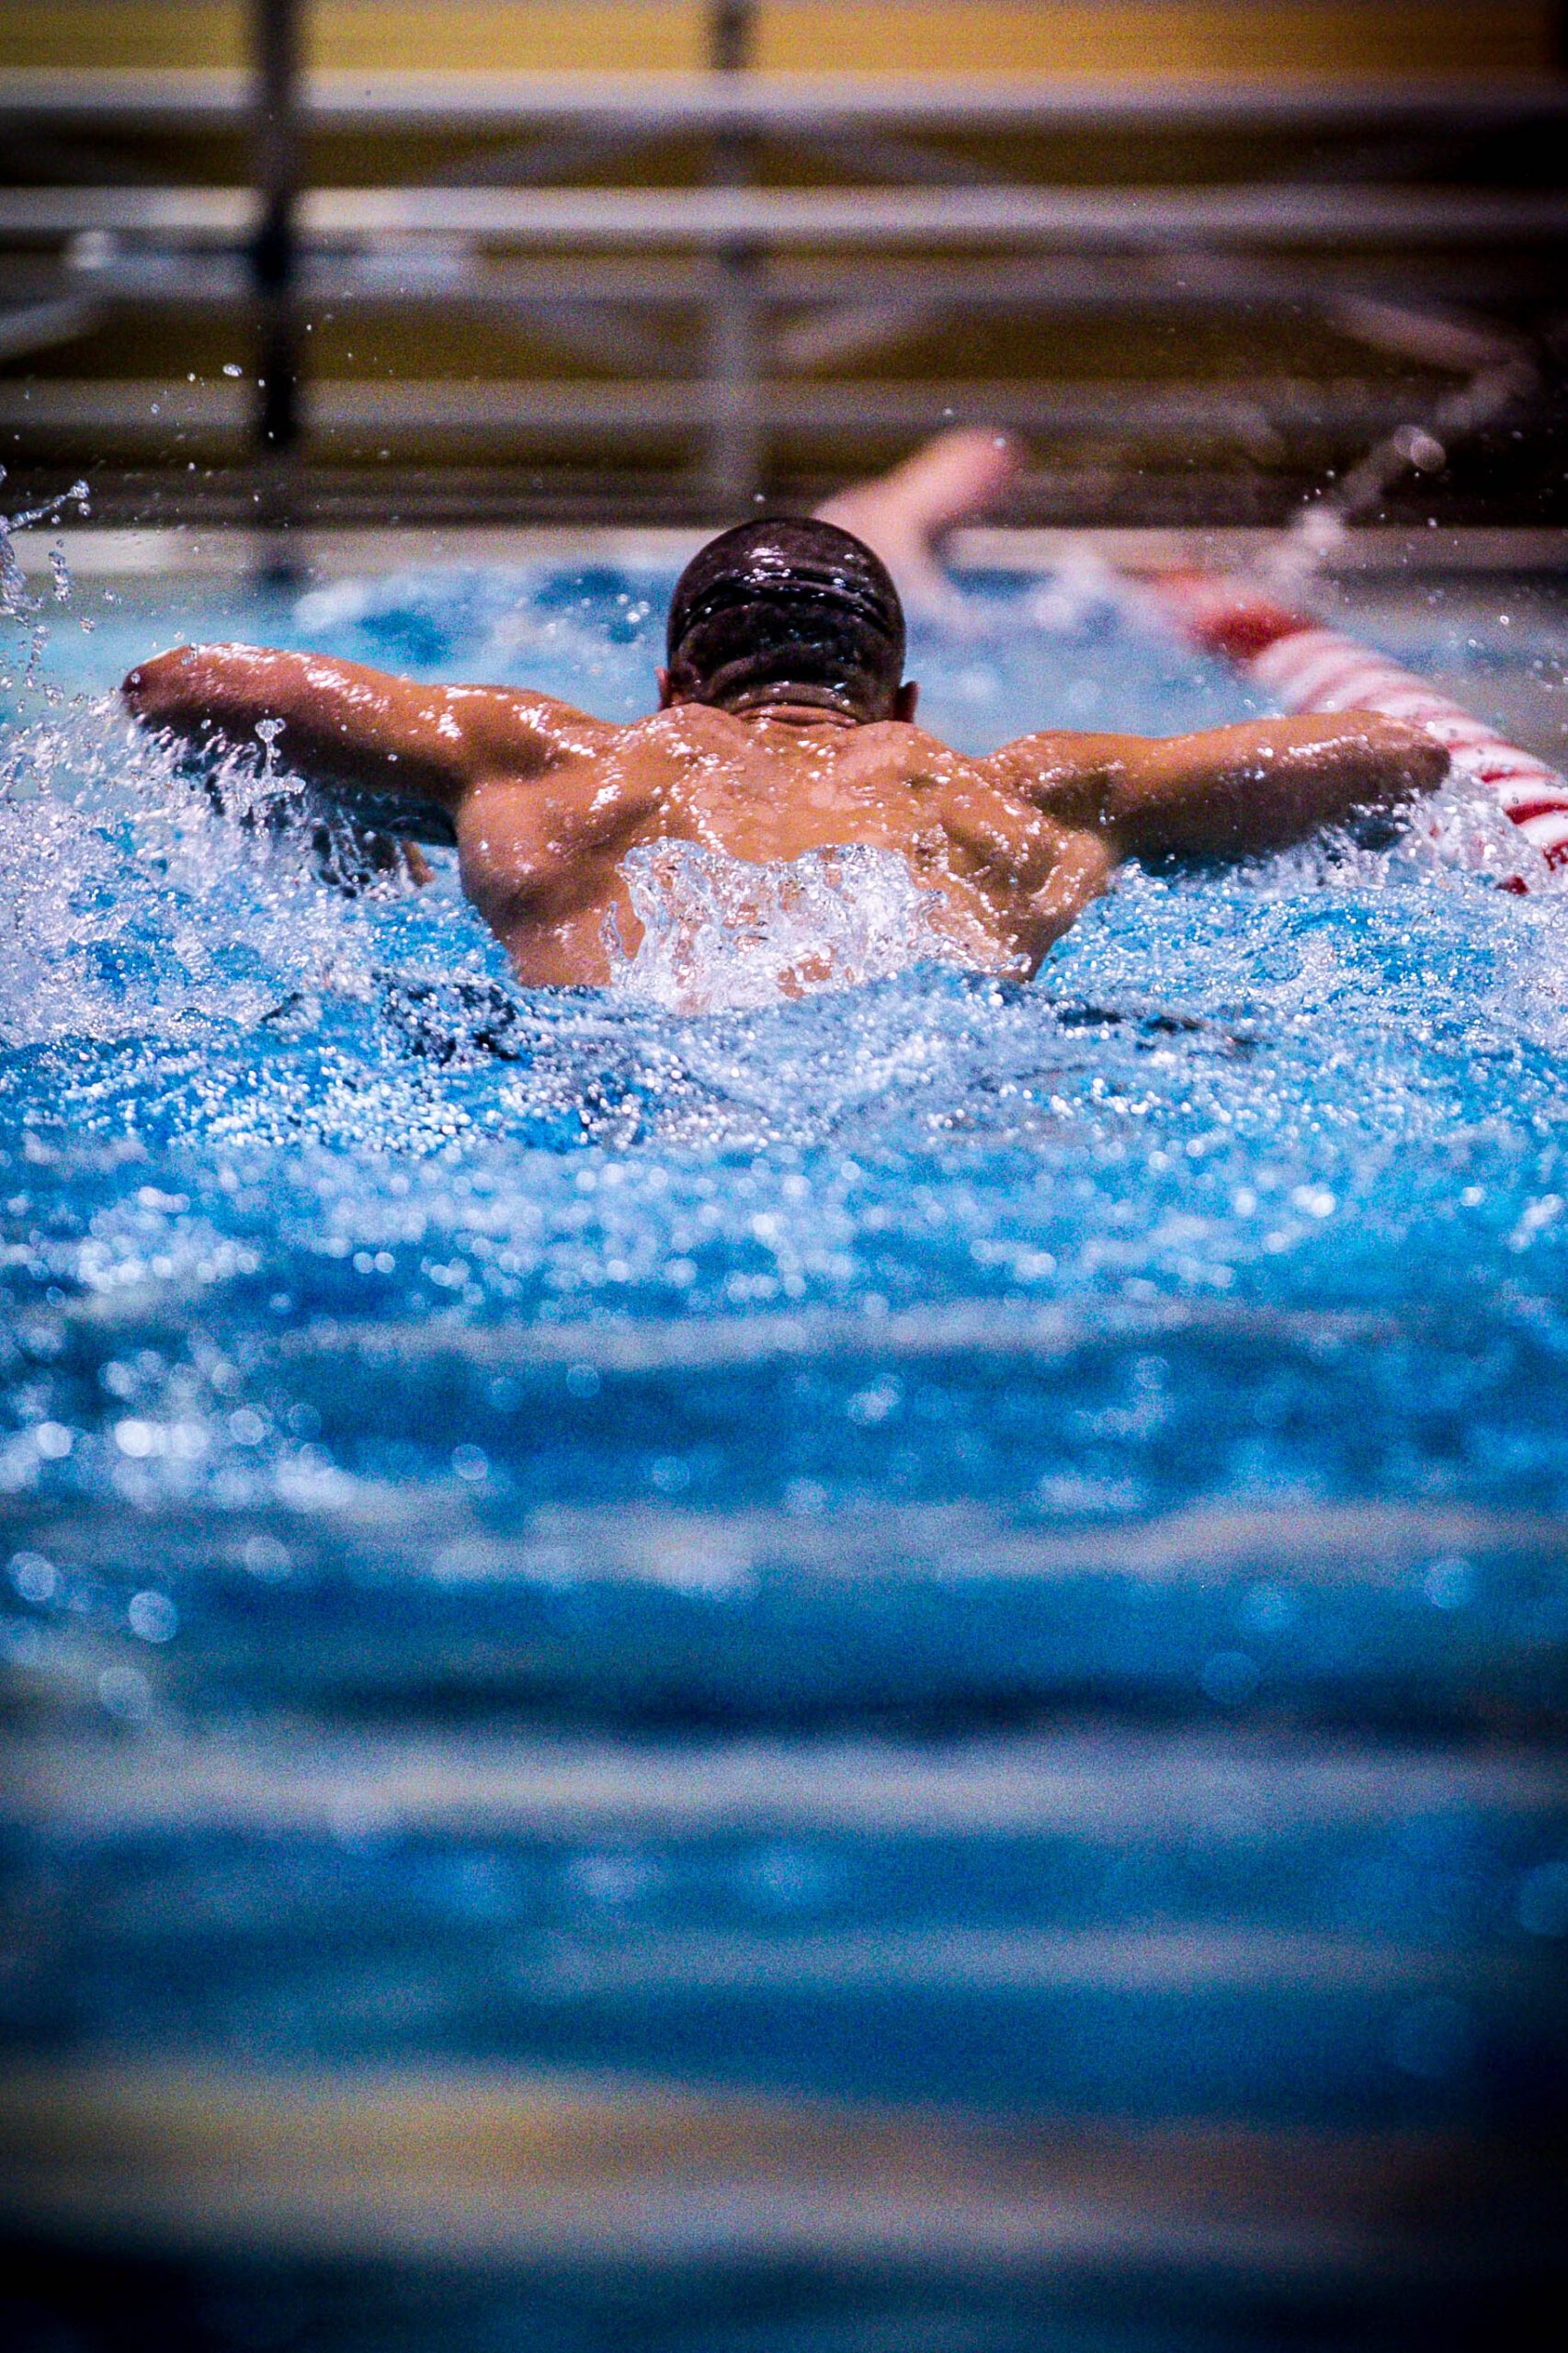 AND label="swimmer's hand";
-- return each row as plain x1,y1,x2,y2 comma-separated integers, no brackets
994,712,1449,863
121,643,578,845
